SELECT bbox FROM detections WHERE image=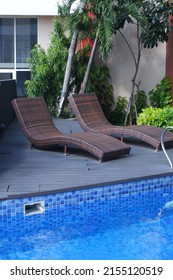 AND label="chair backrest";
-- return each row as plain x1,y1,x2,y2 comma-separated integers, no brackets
0,79,17,132
68,93,110,131
12,96,60,142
